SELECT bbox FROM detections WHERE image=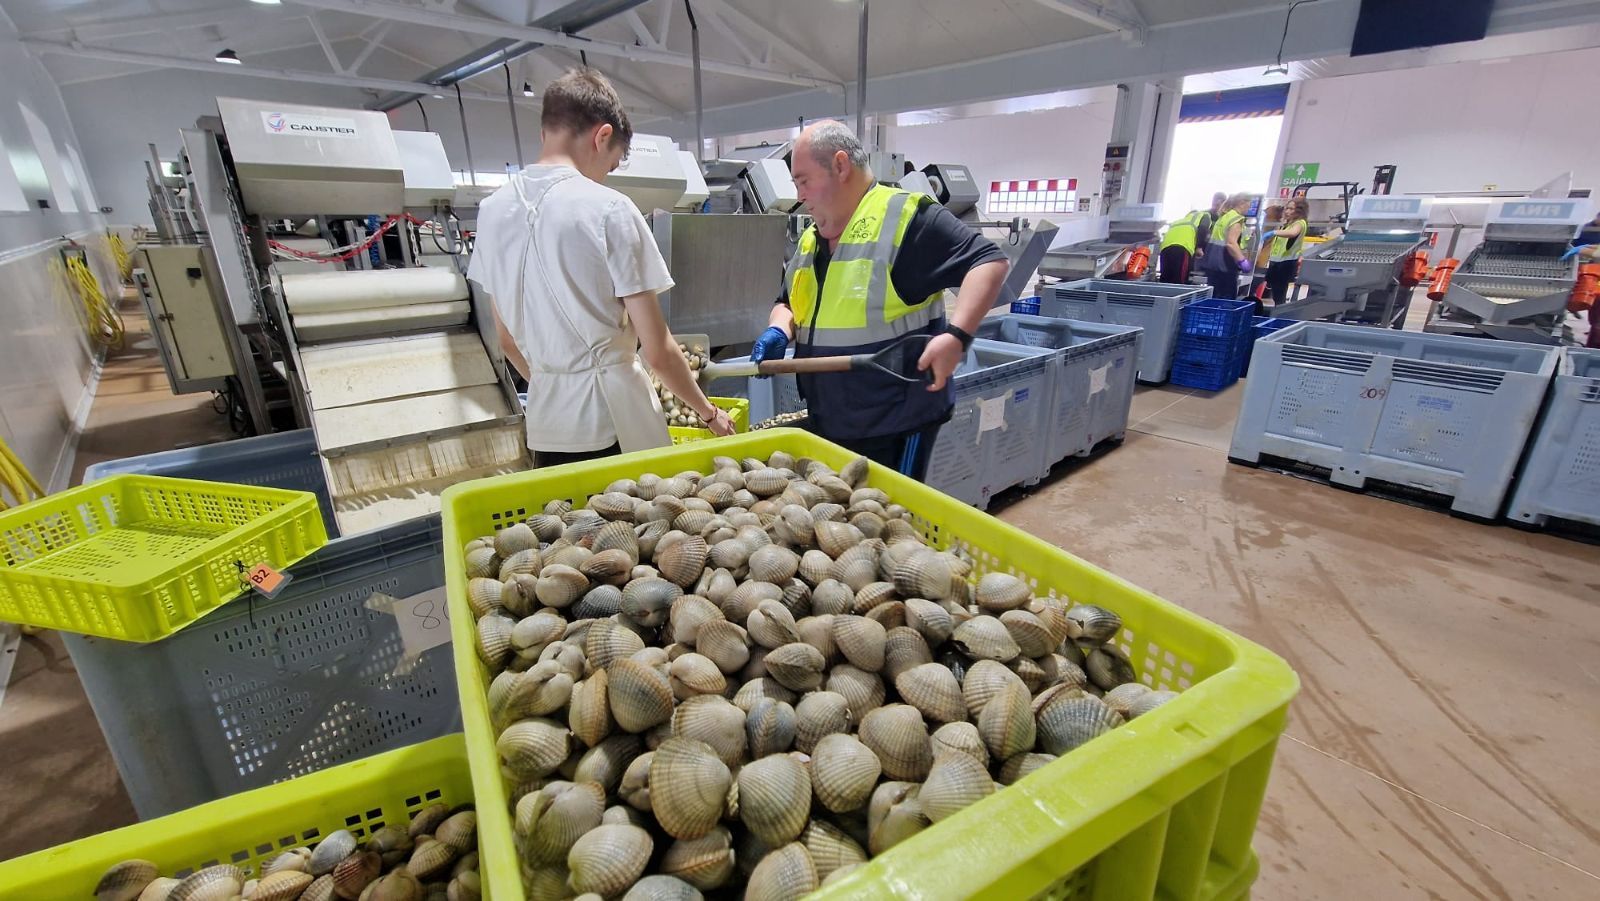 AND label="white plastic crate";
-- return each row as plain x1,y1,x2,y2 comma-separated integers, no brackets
1229,322,1559,519
1042,279,1210,384
926,339,1055,509
976,314,1142,471
1506,347,1600,529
